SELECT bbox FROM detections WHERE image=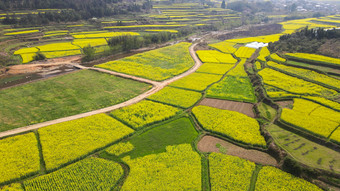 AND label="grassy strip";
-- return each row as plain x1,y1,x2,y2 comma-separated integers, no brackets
33,130,46,174
248,164,262,191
